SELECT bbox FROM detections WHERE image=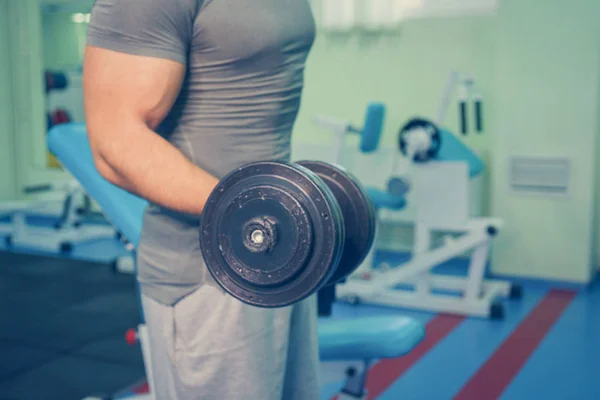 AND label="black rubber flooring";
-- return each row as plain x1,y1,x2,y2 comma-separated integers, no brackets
0,251,144,400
